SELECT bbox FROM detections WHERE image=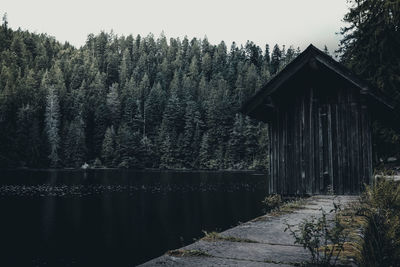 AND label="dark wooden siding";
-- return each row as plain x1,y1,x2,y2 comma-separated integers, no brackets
268,85,372,195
